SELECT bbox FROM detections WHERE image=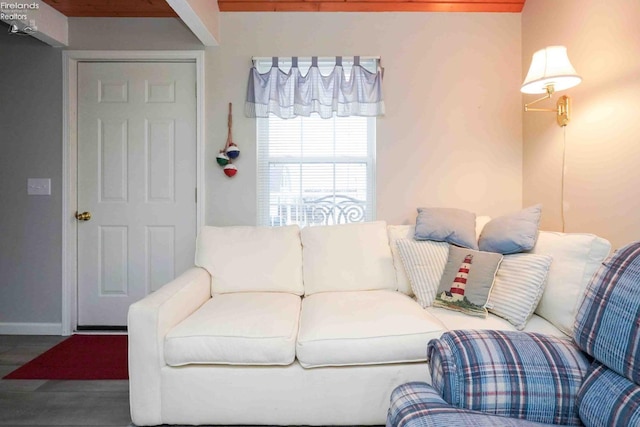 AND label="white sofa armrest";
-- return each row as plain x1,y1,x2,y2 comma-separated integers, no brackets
128,267,211,426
